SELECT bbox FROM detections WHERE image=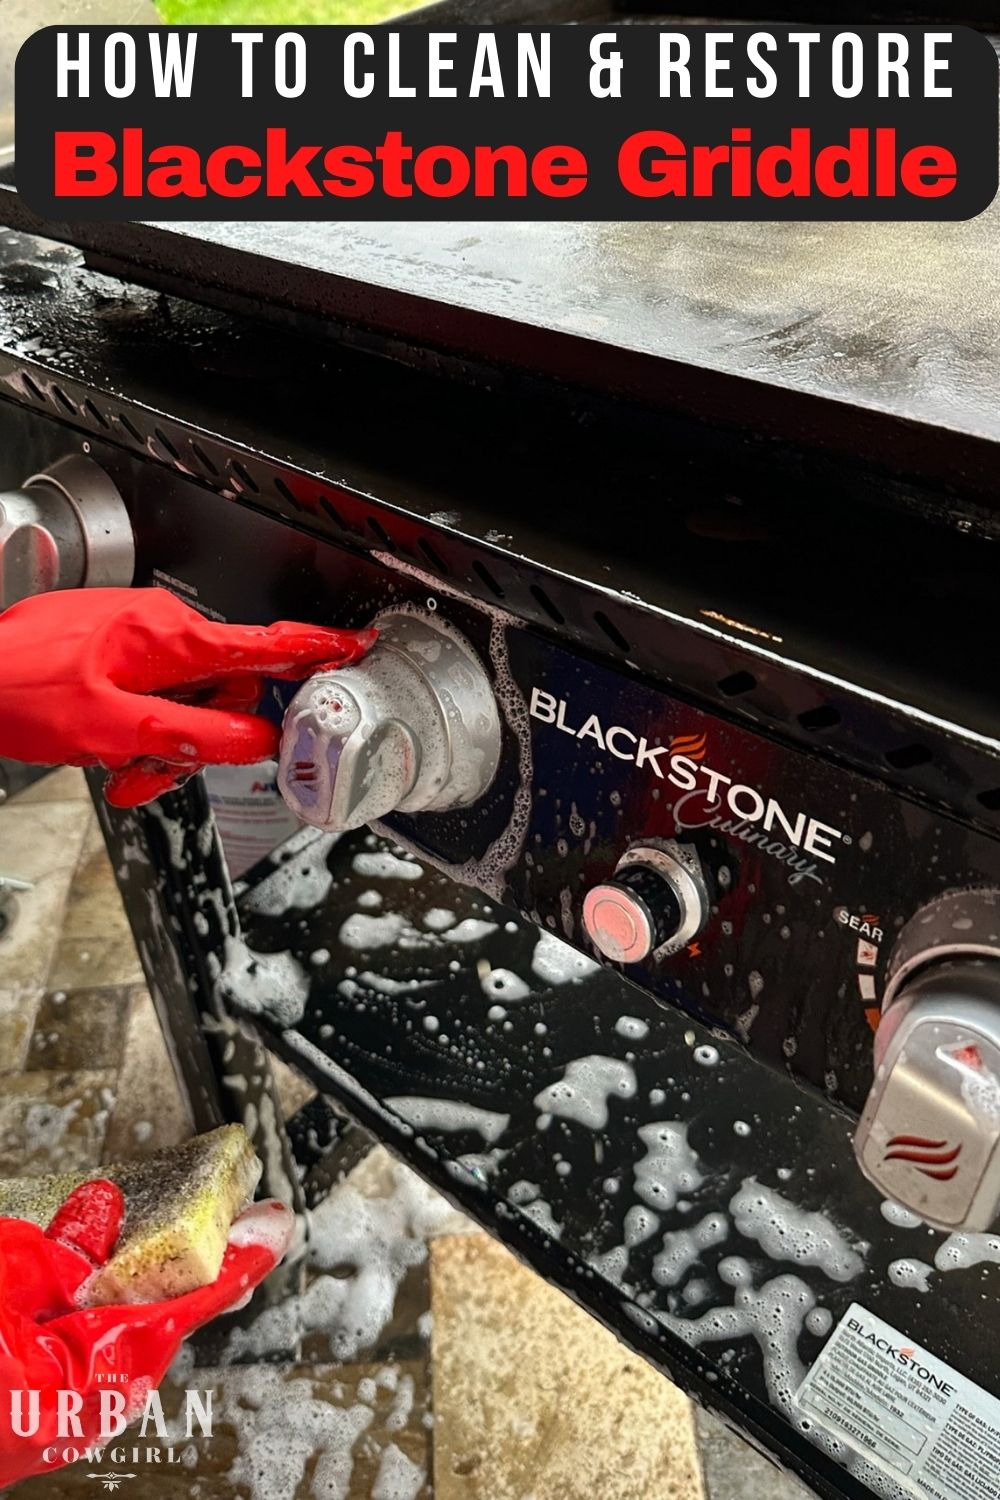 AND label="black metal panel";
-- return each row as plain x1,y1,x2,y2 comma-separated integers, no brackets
230,824,1000,1500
